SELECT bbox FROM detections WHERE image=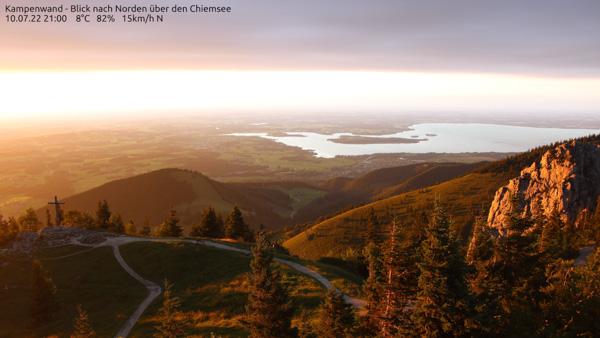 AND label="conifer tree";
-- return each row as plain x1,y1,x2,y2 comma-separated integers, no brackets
366,207,381,244
155,206,183,238
411,200,469,337
319,286,356,338
8,216,19,233
493,194,546,336
466,218,501,334
189,223,201,237
466,217,495,266
109,213,125,234
95,200,111,229
45,208,52,228
540,205,564,259
72,304,96,338
80,212,95,230
225,205,251,240
125,221,137,236
18,208,42,232
139,217,152,236
29,259,59,326
380,220,420,336
244,233,295,337
297,310,318,338
154,279,188,338
63,210,83,227
361,242,384,335
191,205,224,238
594,194,600,229
0,213,7,234
540,250,600,336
